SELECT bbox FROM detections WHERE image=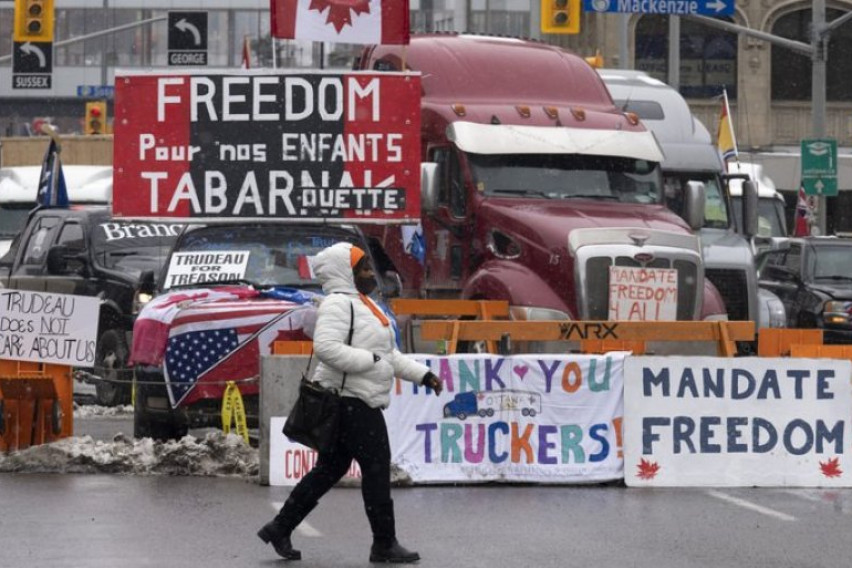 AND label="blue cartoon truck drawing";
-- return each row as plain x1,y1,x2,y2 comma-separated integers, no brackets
443,390,542,420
